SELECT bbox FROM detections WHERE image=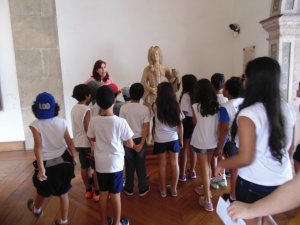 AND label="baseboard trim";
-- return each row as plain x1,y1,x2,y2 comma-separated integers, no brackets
0,141,25,152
